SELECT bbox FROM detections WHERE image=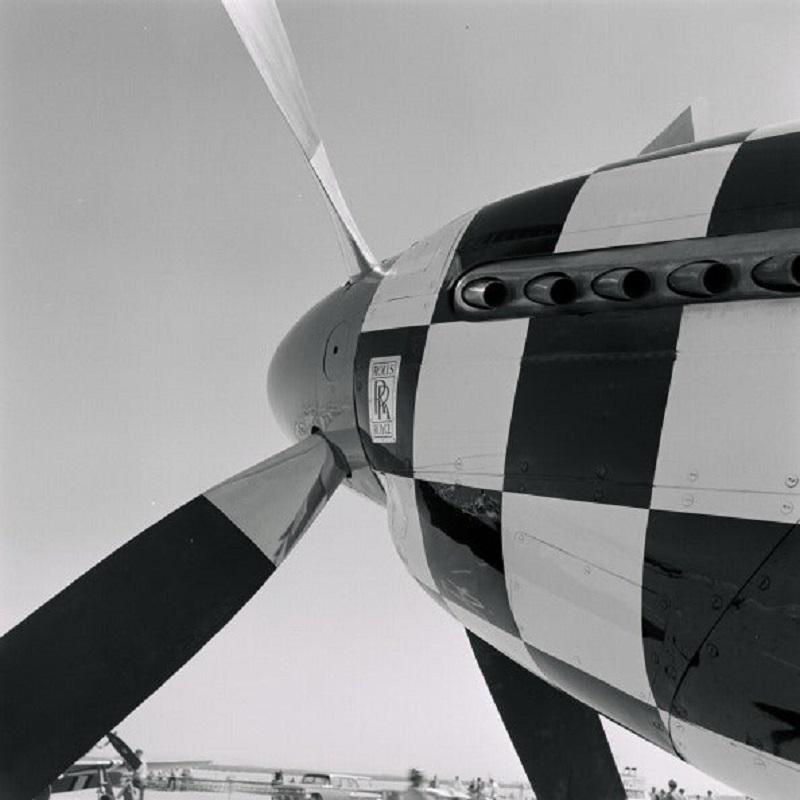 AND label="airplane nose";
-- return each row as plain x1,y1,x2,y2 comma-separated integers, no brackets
267,302,326,442
268,278,378,456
